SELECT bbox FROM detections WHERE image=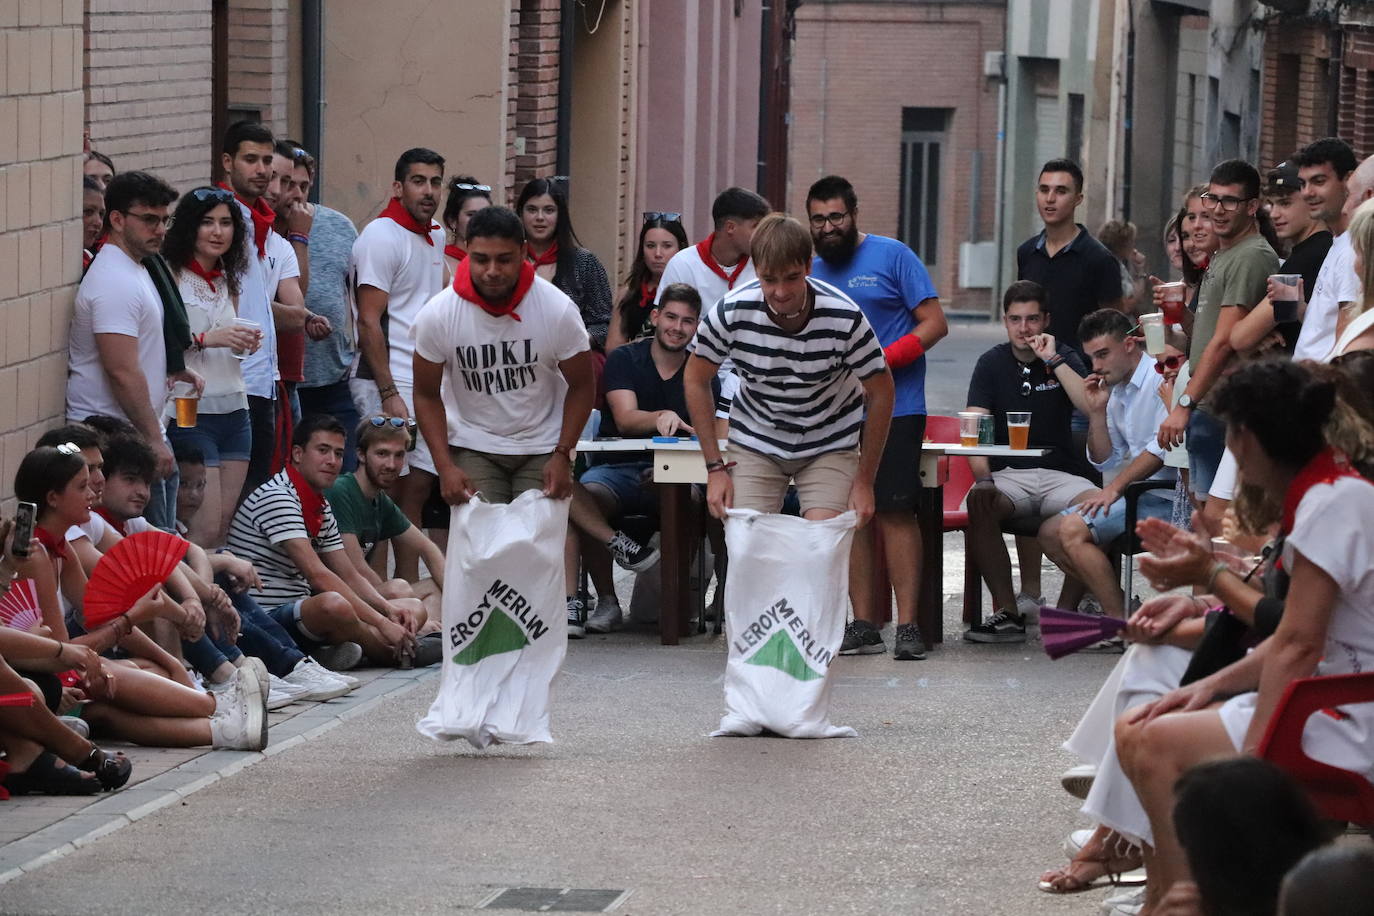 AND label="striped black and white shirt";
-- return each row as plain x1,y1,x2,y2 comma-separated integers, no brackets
692,277,887,459
226,470,345,606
